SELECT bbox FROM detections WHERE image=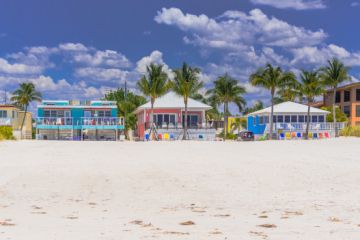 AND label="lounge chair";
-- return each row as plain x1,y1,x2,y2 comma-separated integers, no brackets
318,132,323,139
308,132,313,139
145,133,149,141
296,132,302,139
285,132,291,140
313,133,318,139
164,133,169,140
158,134,162,140
324,132,330,138
291,132,297,139
170,133,175,140
279,133,285,140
